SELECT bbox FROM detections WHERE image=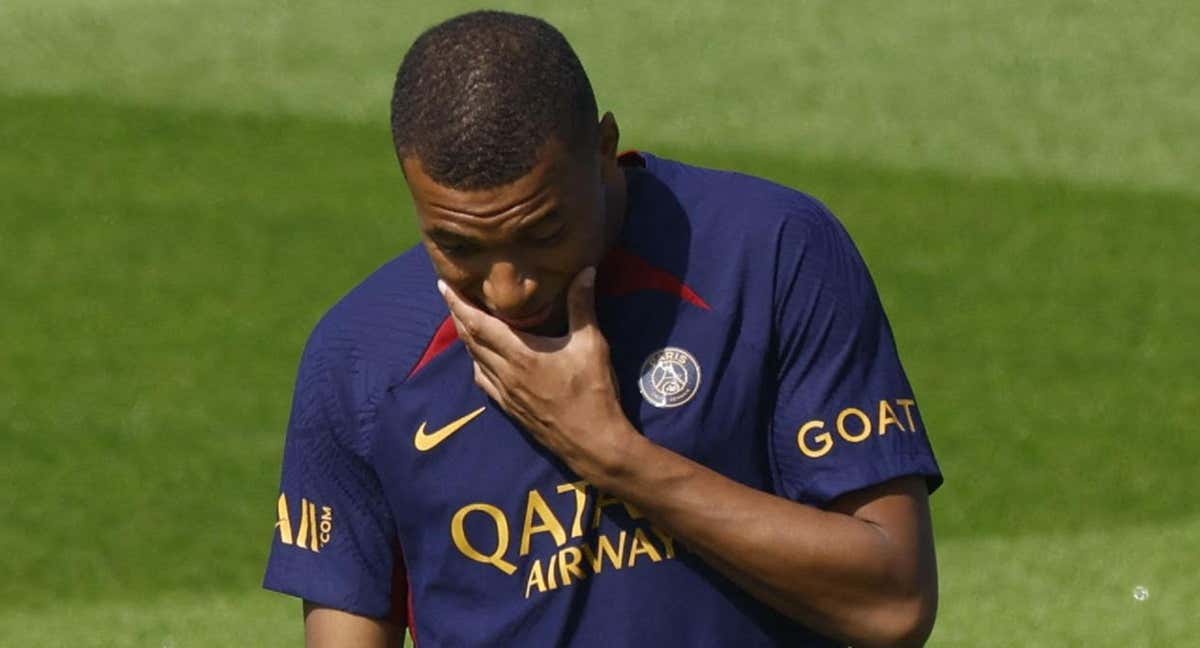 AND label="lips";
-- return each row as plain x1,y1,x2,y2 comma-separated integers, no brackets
495,302,554,330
